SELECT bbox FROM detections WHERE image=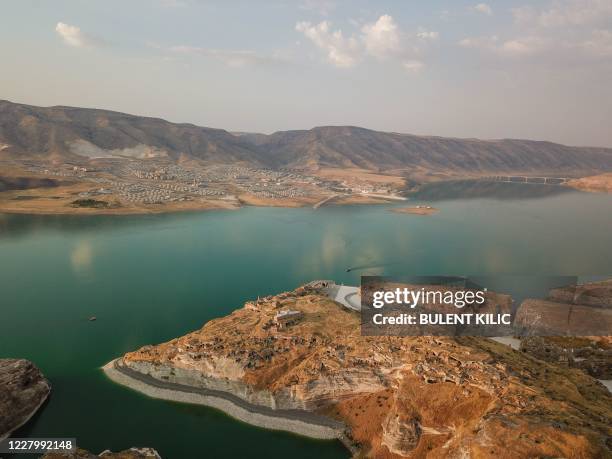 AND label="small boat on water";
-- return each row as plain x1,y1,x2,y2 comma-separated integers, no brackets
89,316,97,321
